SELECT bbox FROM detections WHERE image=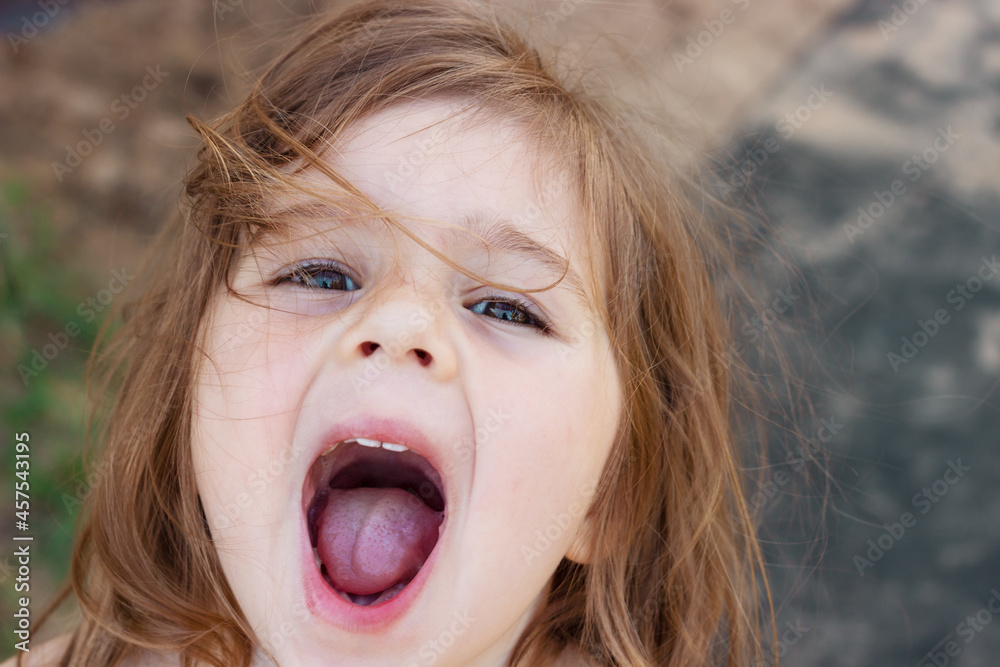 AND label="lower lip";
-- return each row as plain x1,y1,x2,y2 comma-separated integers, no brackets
299,508,443,631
